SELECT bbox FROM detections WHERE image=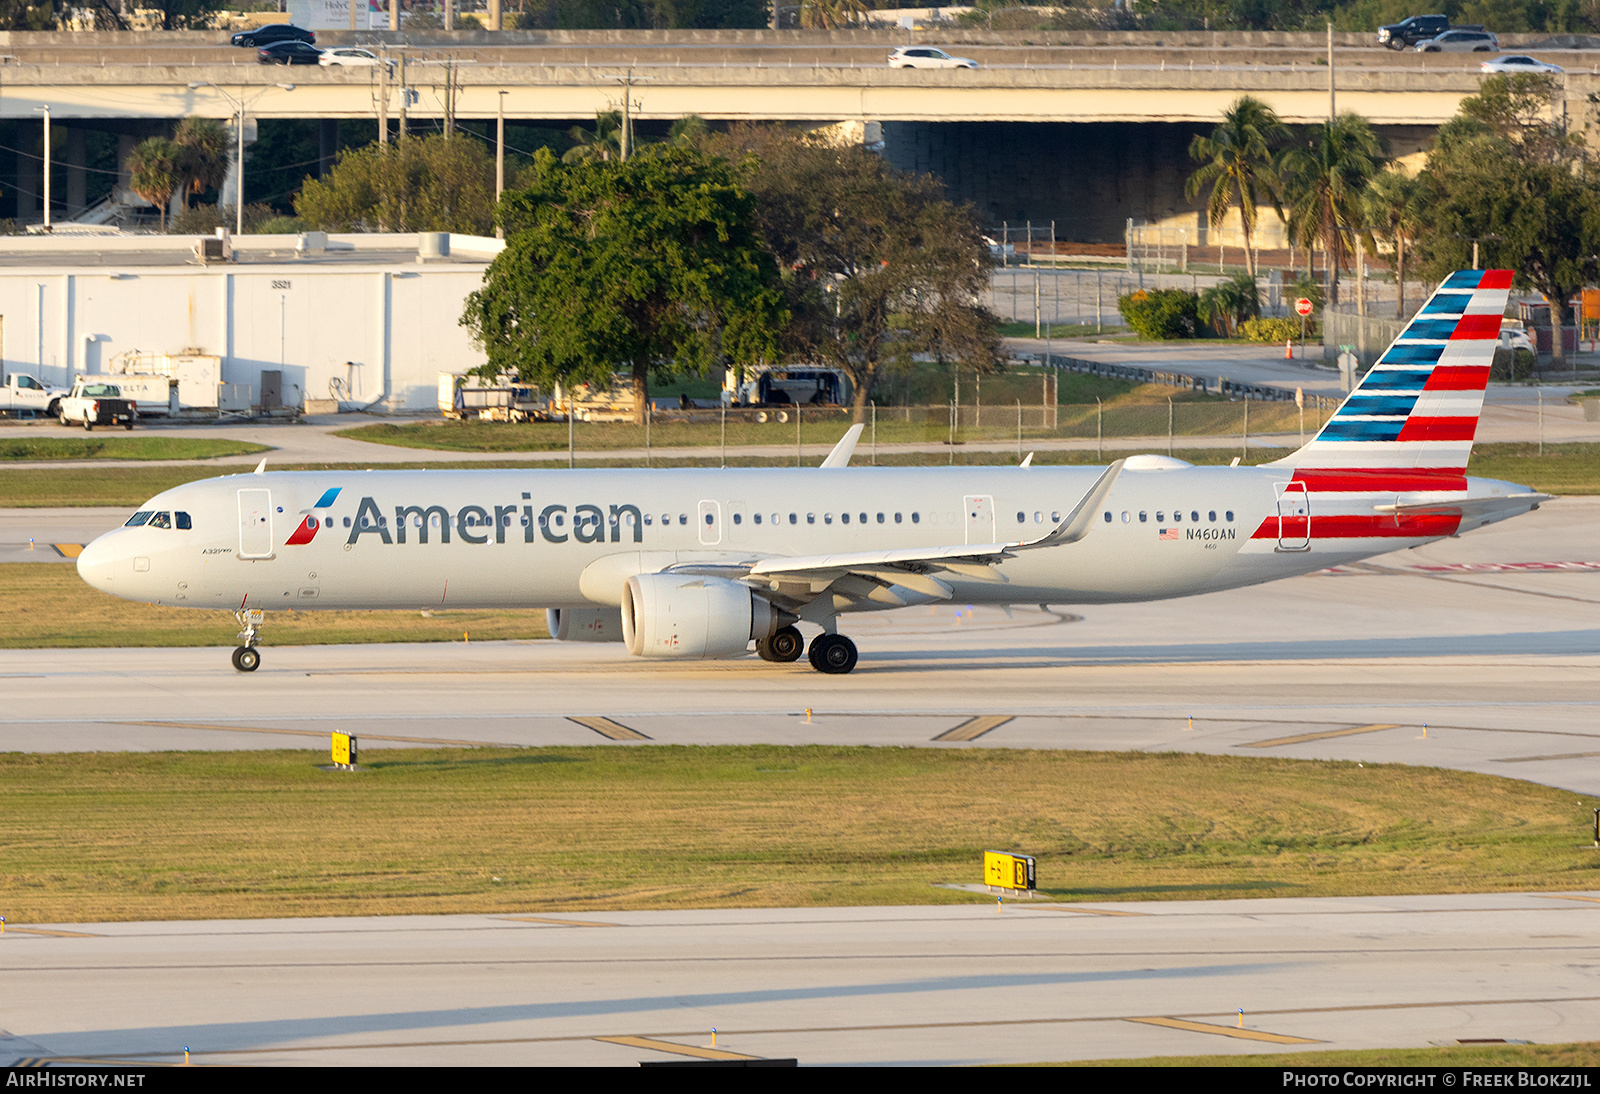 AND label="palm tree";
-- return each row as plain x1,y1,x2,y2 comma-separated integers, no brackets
125,136,184,232
1363,167,1423,318
1199,271,1262,337
1280,114,1386,306
1185,96,1289,278
173,117,233,207
562,111,624,164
